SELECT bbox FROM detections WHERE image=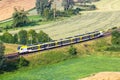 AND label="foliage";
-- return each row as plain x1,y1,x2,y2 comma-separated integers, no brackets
18,30,28,45
68,46,77,55
37,30,52,43
0,41,5,71
3,60,19,72
2,32,14,43
13,34,18,44
111,30,120,45
12,8,30,27
106,45,120,51
28,29,37,44
62,0,74,11
18,56,29,67
36,0,51,15
90,5,96,10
